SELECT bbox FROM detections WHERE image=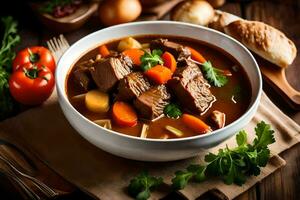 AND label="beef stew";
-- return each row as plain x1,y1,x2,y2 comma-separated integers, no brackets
66,35,251,139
